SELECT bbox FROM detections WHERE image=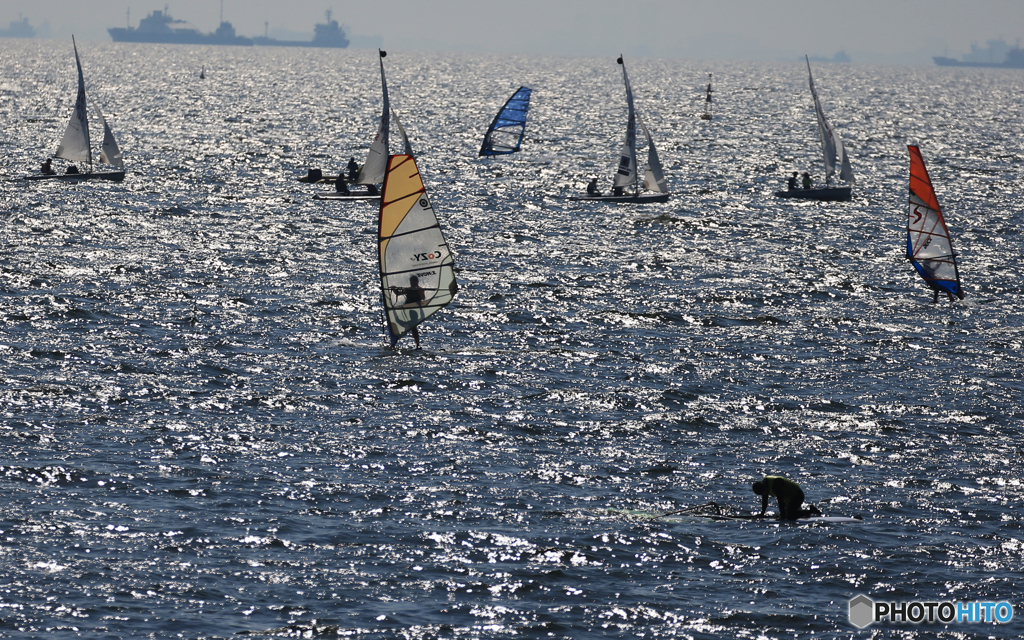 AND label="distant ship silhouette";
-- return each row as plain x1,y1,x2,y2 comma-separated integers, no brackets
934,39,1024,68
108,8,349,48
